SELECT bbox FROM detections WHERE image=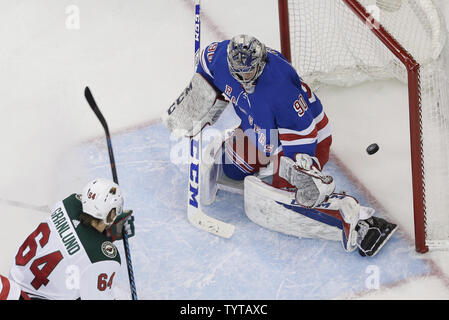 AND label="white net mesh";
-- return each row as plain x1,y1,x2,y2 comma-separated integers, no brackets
286,0,449,248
